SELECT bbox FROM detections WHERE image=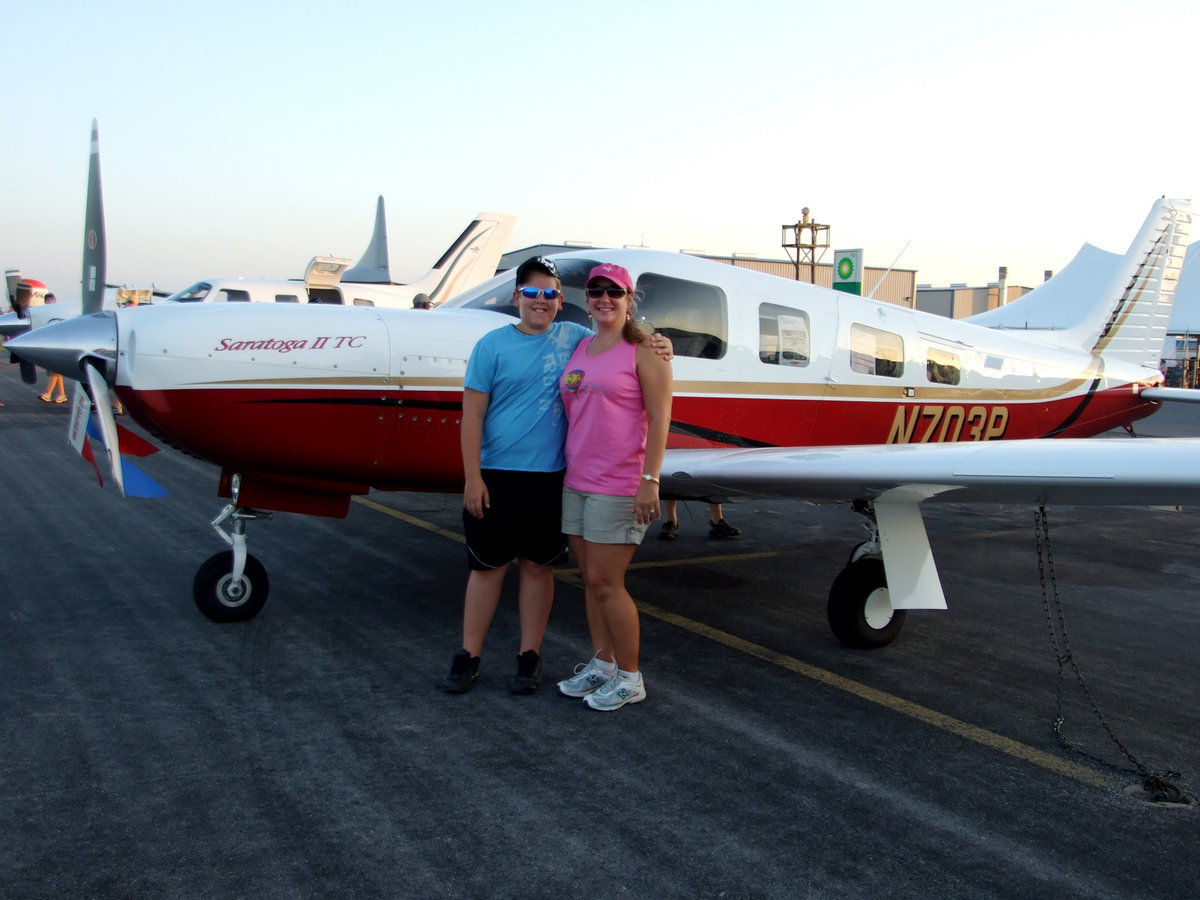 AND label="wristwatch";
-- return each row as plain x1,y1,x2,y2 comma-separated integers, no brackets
641,474,660,484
